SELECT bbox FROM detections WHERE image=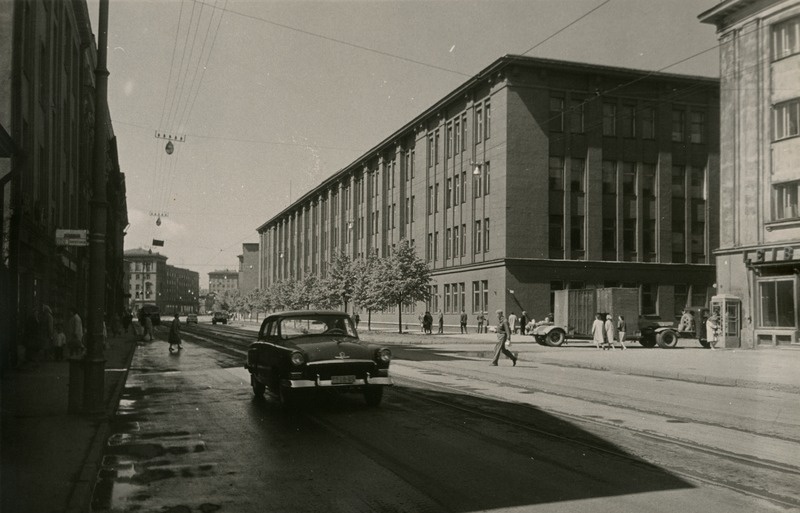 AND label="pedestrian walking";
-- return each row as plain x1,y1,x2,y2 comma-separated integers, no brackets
423,311,433,334
168,312,183,353
519,311,529,335
591,312,606,350
418,312,424,333
459,310,468,334
353,312,360,329
122,310,133,333
437,310,444,334
604,313,621,350
476,312,484,334
706,314,720,350
41,305,55,360
508,312,518,335
490,309,517,366
53,322,66,361
616,315,627,350
143,314,154,342
66,307,85,358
